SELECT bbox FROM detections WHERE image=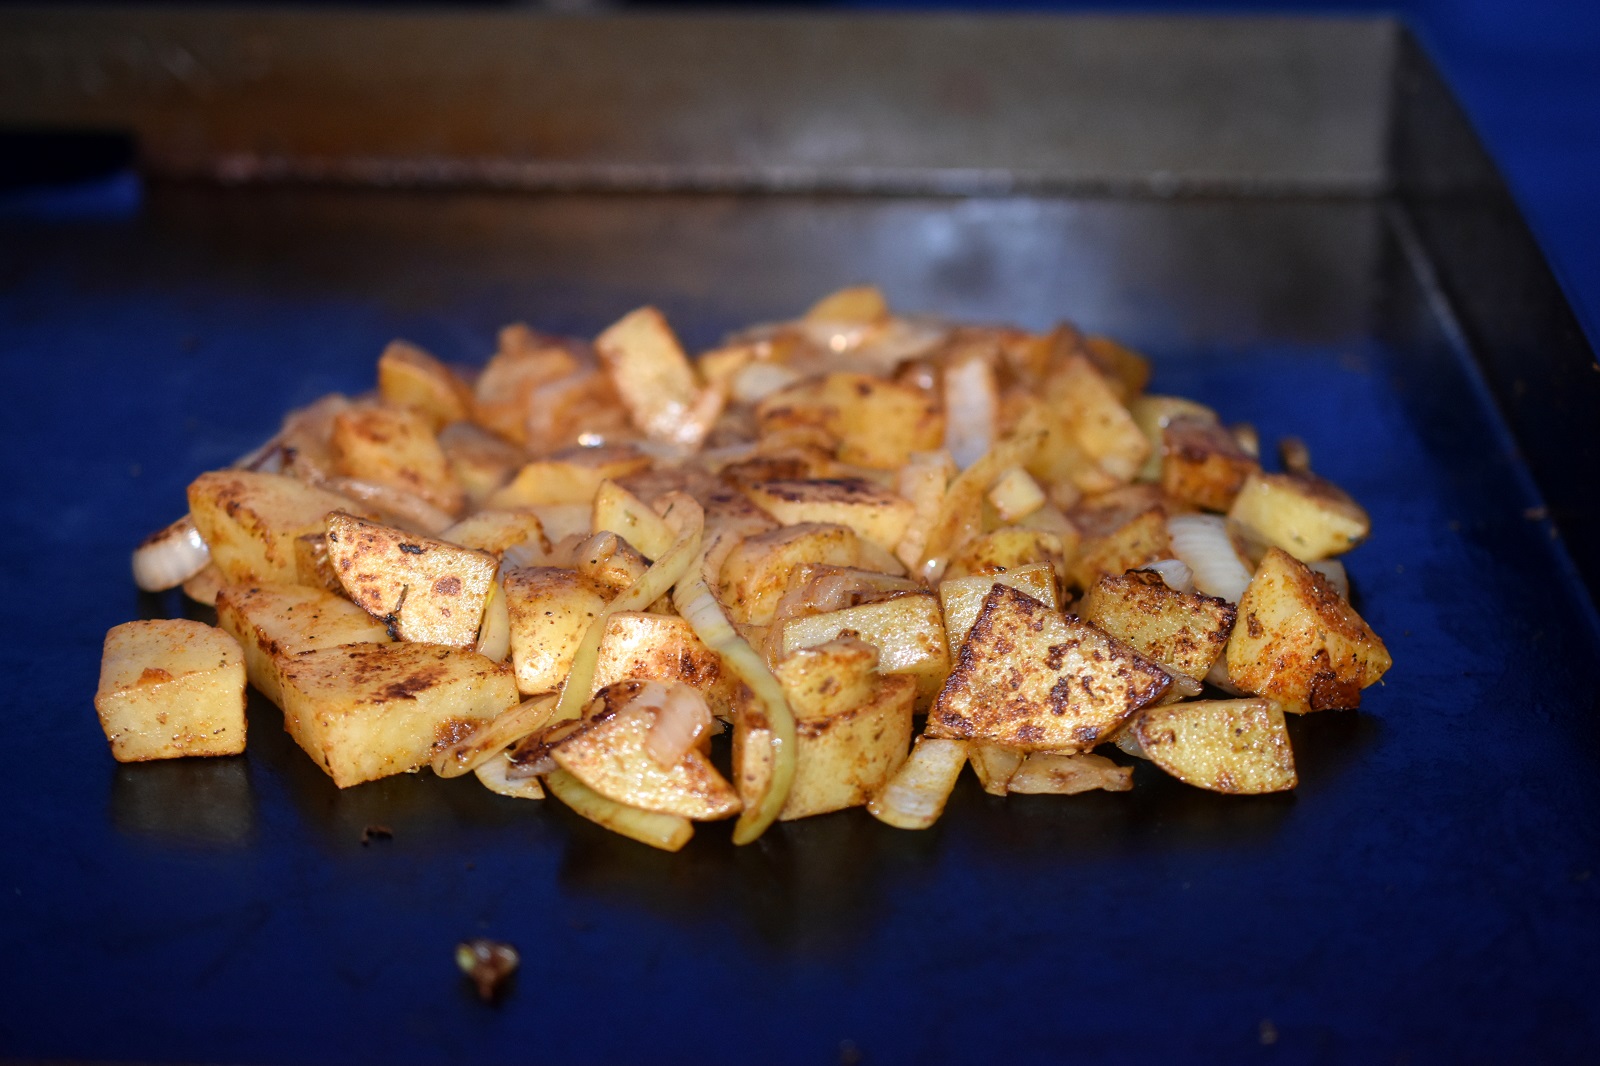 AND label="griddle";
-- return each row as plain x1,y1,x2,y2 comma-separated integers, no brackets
2,11,1598,1063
